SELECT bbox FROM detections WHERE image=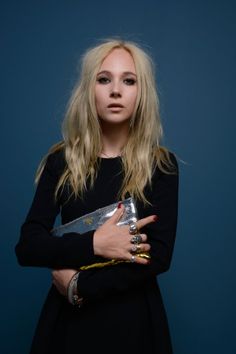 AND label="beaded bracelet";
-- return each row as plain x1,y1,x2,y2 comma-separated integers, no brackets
67,272,84,307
